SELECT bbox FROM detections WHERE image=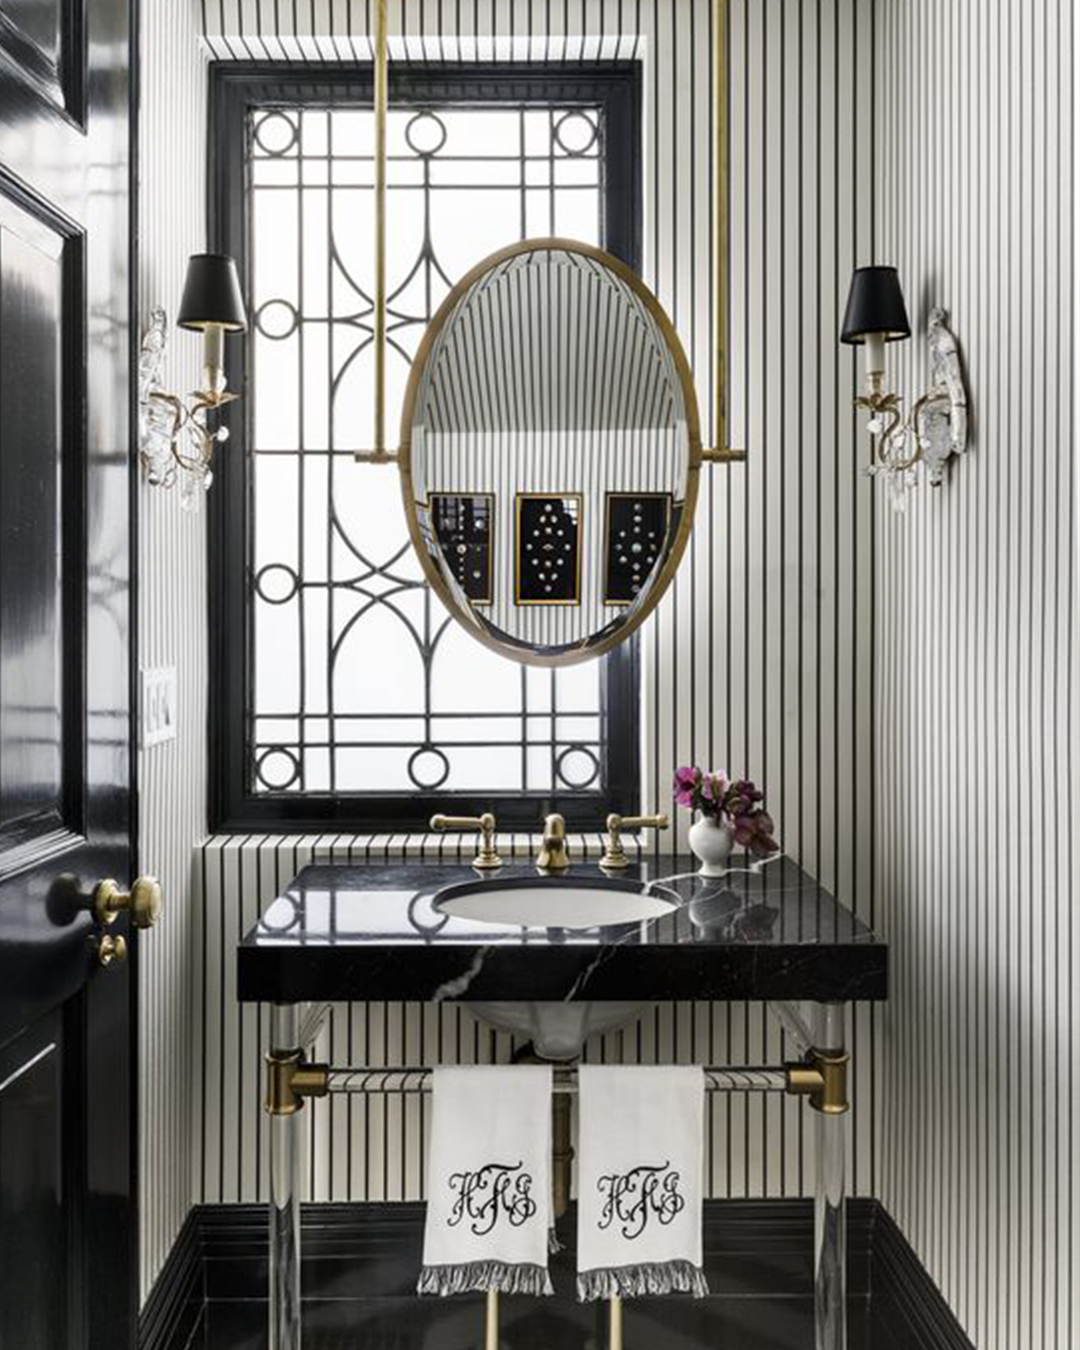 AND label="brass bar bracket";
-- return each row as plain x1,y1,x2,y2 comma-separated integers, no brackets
701,447,748,464
353,448,400,464
785,1049,850,1115
265,1050,330,1117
